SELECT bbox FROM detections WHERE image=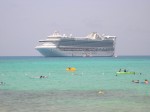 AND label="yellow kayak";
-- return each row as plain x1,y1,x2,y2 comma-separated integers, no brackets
66,67,76,72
